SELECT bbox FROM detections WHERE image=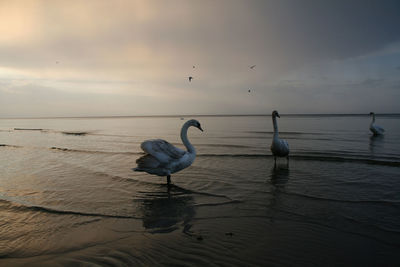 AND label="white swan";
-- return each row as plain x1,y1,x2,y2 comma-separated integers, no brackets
133,119,203,184
369,112,385,136
270,110,289,168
